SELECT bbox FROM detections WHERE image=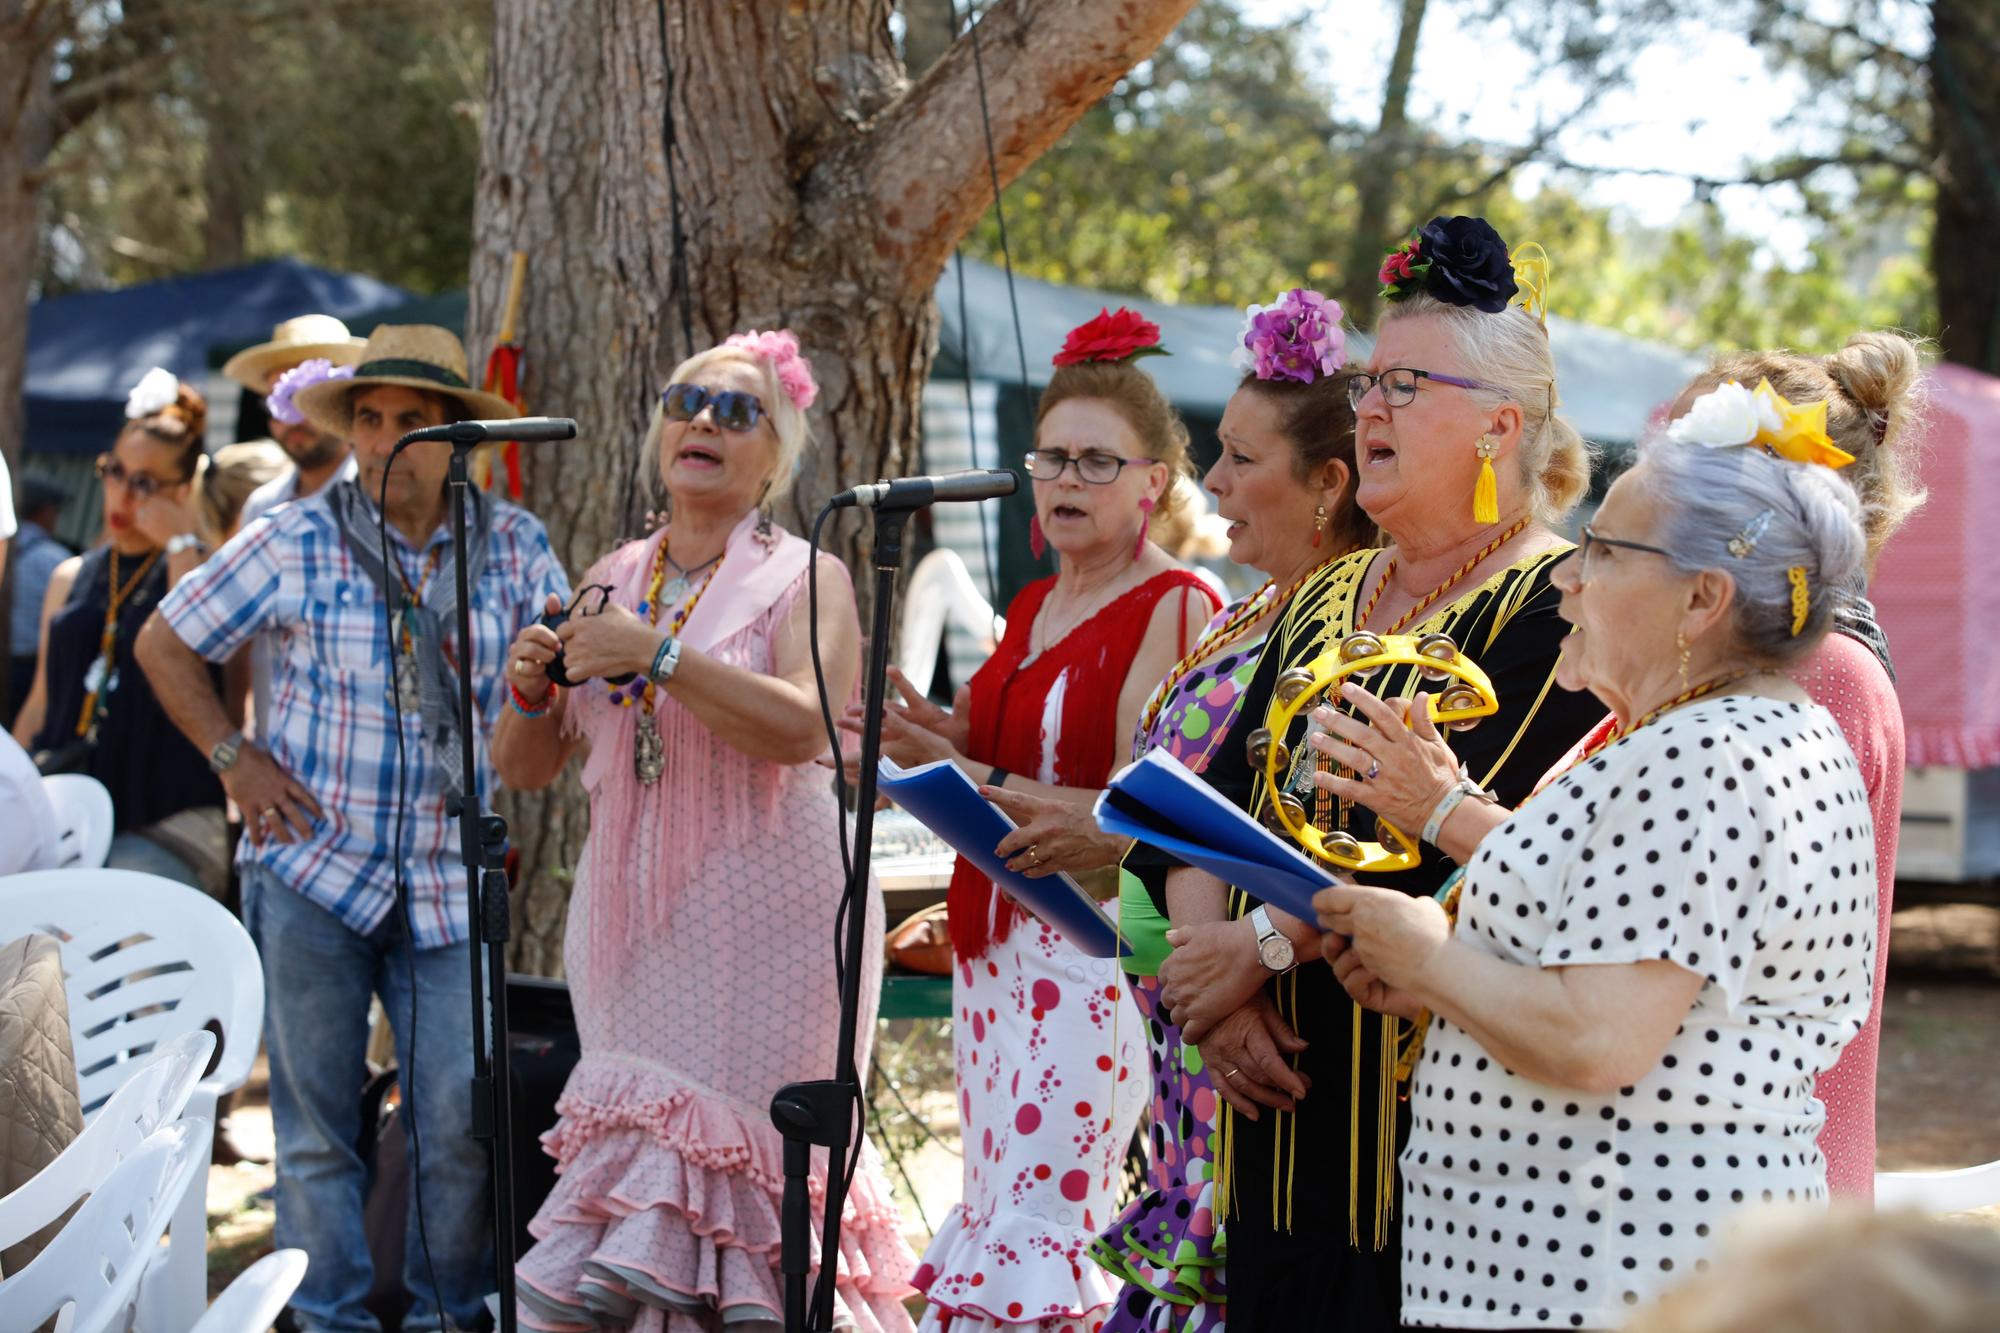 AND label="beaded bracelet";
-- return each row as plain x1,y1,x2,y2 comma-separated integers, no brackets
507,679,558,718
